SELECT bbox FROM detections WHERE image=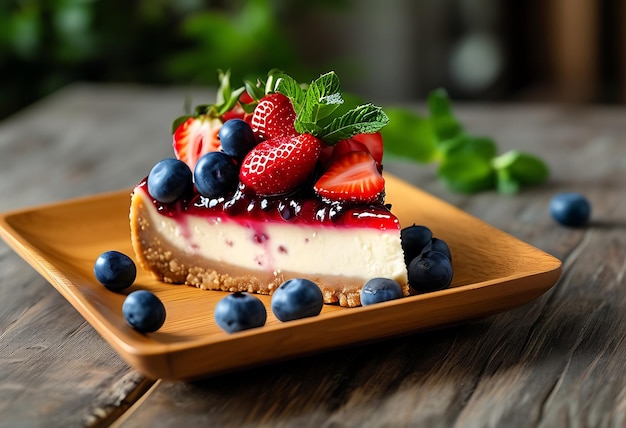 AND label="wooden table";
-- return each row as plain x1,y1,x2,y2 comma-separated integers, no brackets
1,84,624,427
